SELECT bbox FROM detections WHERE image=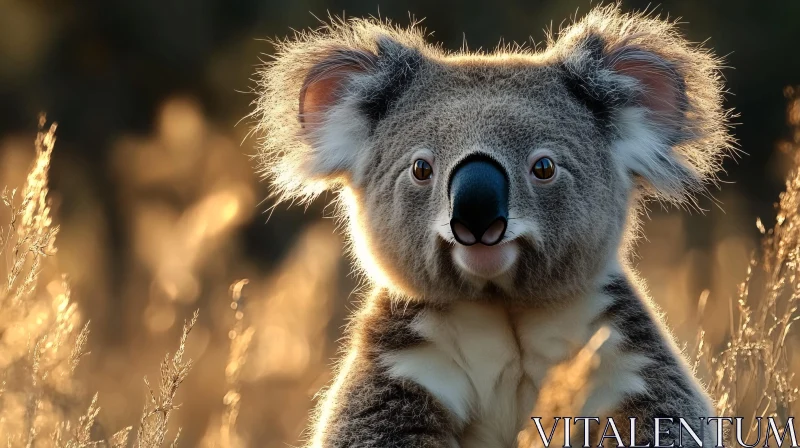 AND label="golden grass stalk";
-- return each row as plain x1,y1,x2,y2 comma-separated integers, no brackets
202,280,255,448
518,327,610,448
0,115,84,445
219,281,254,448
134,310,199,448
